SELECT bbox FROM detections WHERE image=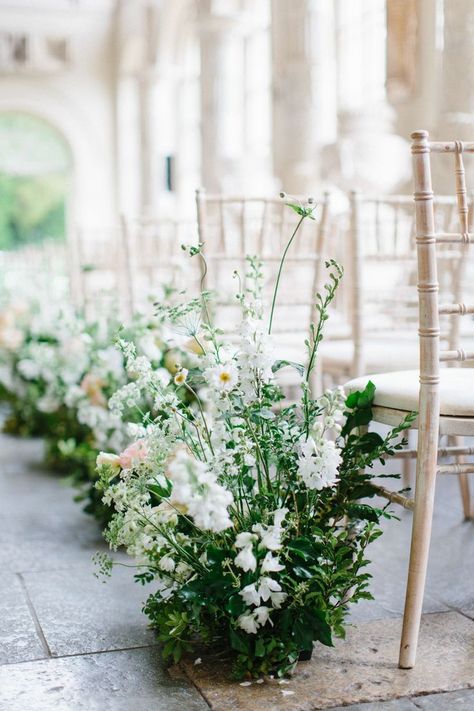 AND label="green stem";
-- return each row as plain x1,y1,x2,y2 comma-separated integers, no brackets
184,382,214,455
268,214,306,335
